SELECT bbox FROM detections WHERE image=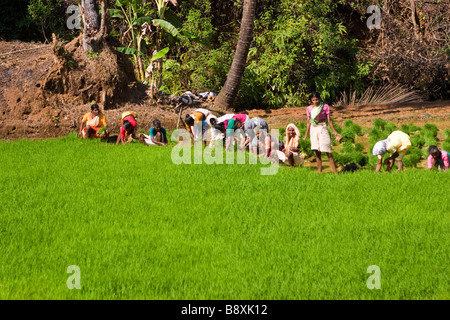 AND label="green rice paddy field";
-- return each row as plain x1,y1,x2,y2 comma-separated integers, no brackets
0,134,449,299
